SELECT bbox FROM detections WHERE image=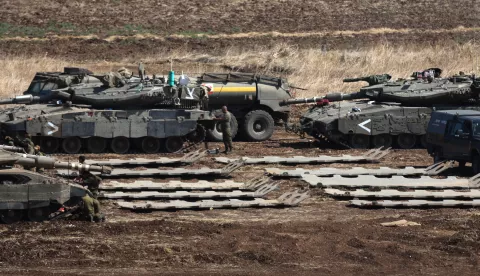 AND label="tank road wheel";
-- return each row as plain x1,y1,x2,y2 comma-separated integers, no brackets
1,209,23,224
86,137,107,153
349,134,371,149
27,206,51,222
243,110,275,141
40,137,59,153
110,136,130,154
207,114,238,142
62,137,82,154
372,134,393,148
165,137,184,153
141,136,161,154
187,125,207,144
396,134,417,149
